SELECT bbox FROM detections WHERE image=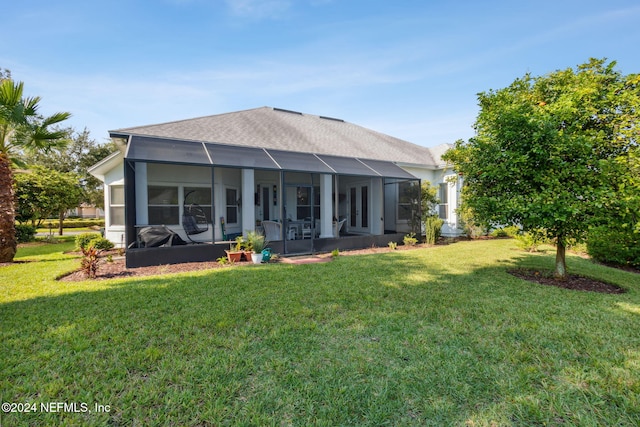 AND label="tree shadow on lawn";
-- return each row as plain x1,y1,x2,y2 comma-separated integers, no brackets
2,247,640,425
